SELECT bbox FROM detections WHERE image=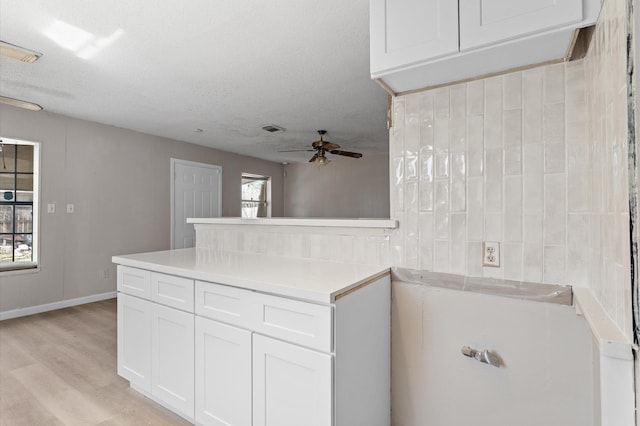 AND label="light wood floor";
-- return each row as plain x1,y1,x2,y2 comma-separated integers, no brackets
0,299,192,425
